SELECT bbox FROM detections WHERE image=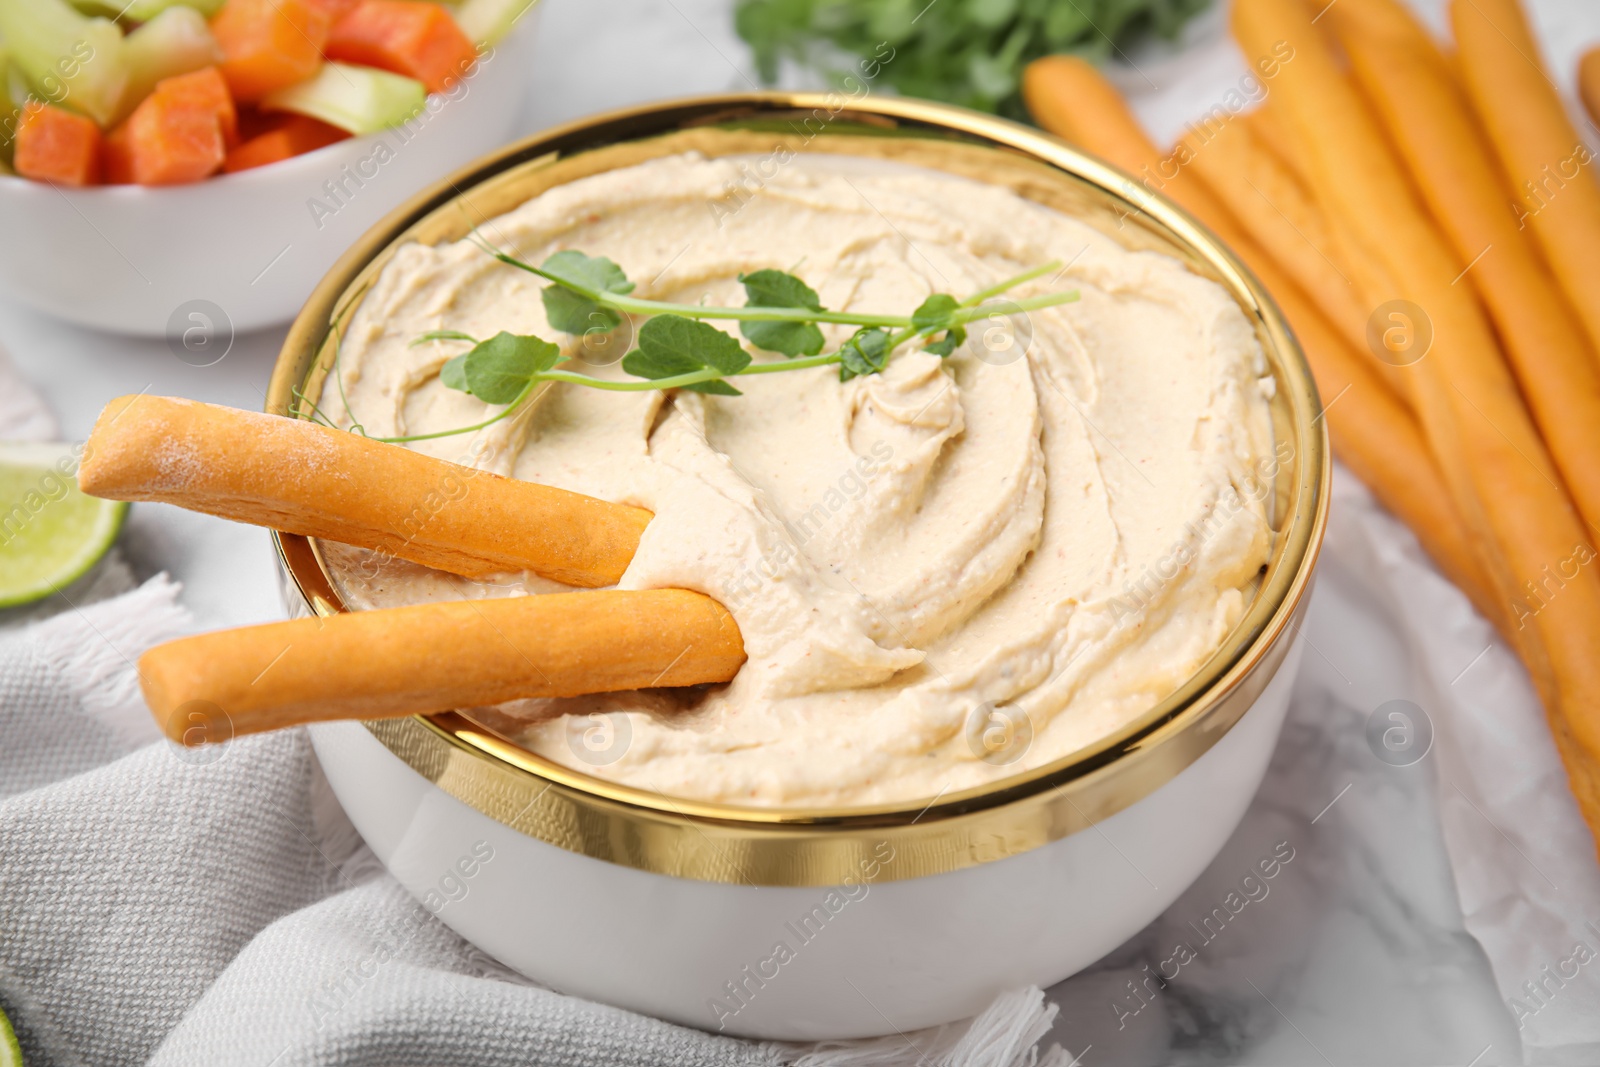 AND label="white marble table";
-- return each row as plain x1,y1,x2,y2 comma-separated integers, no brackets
9,0,1593,1061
